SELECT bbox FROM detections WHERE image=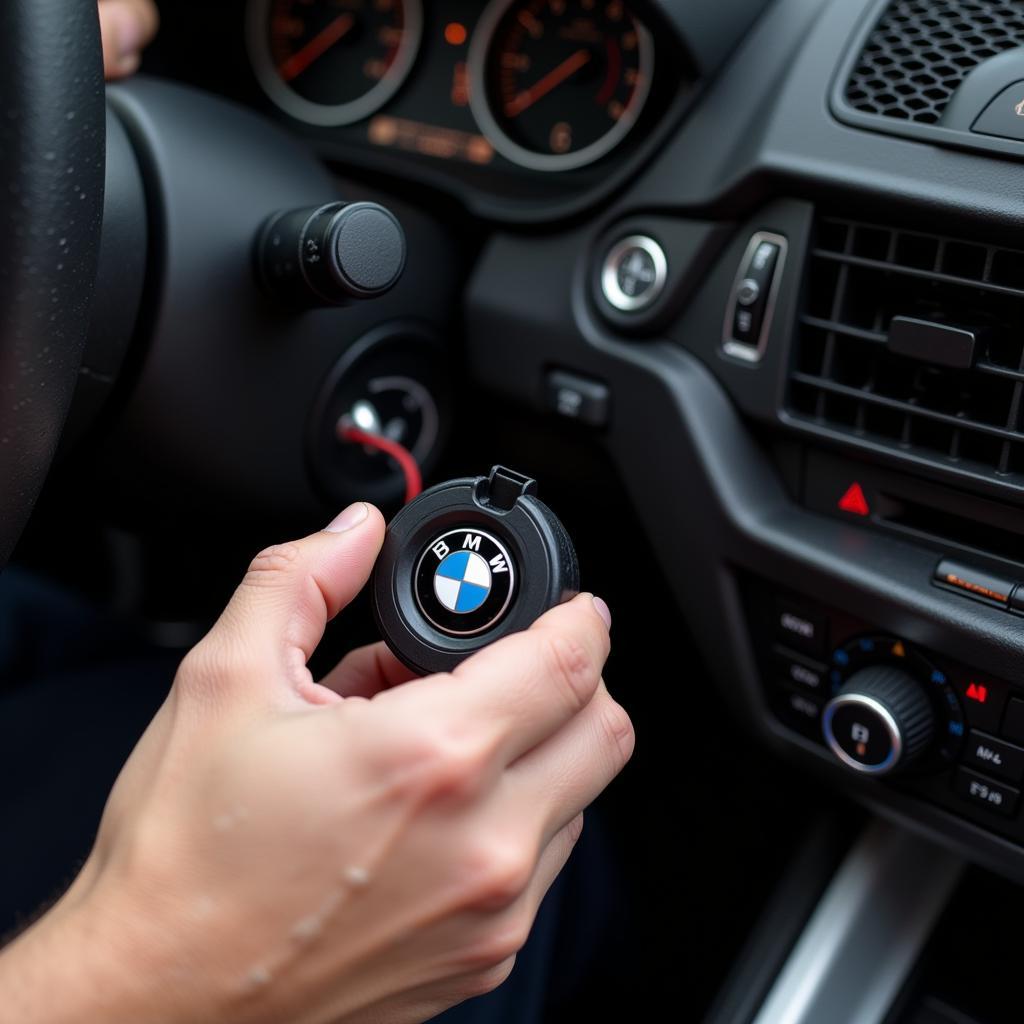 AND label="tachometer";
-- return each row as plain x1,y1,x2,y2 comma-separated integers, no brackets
468,0,654,172
248,0,422,127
